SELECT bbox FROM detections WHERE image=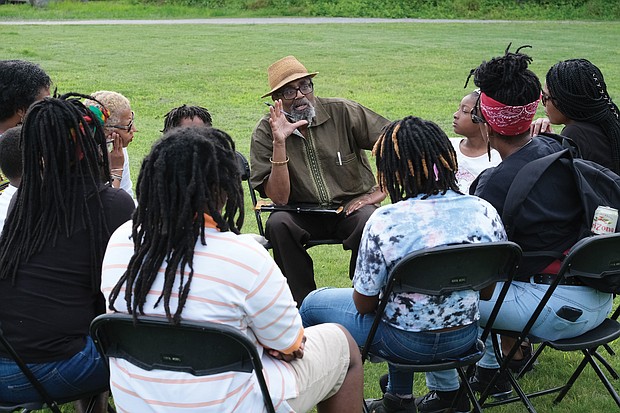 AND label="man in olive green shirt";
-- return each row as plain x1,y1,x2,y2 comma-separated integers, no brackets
250,55,389,305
